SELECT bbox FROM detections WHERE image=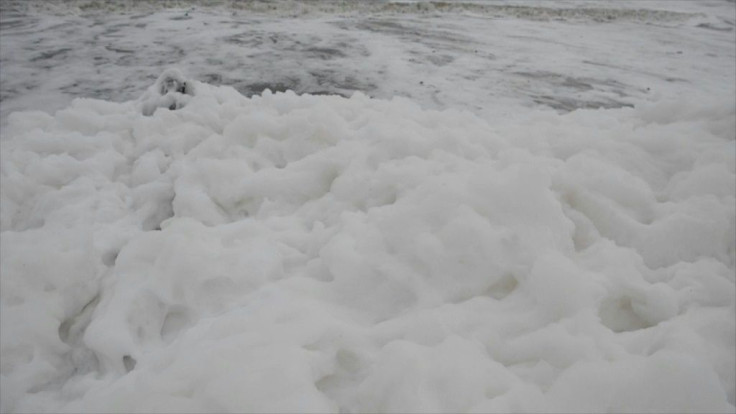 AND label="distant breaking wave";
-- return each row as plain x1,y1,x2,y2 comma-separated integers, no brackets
3,0,698,23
